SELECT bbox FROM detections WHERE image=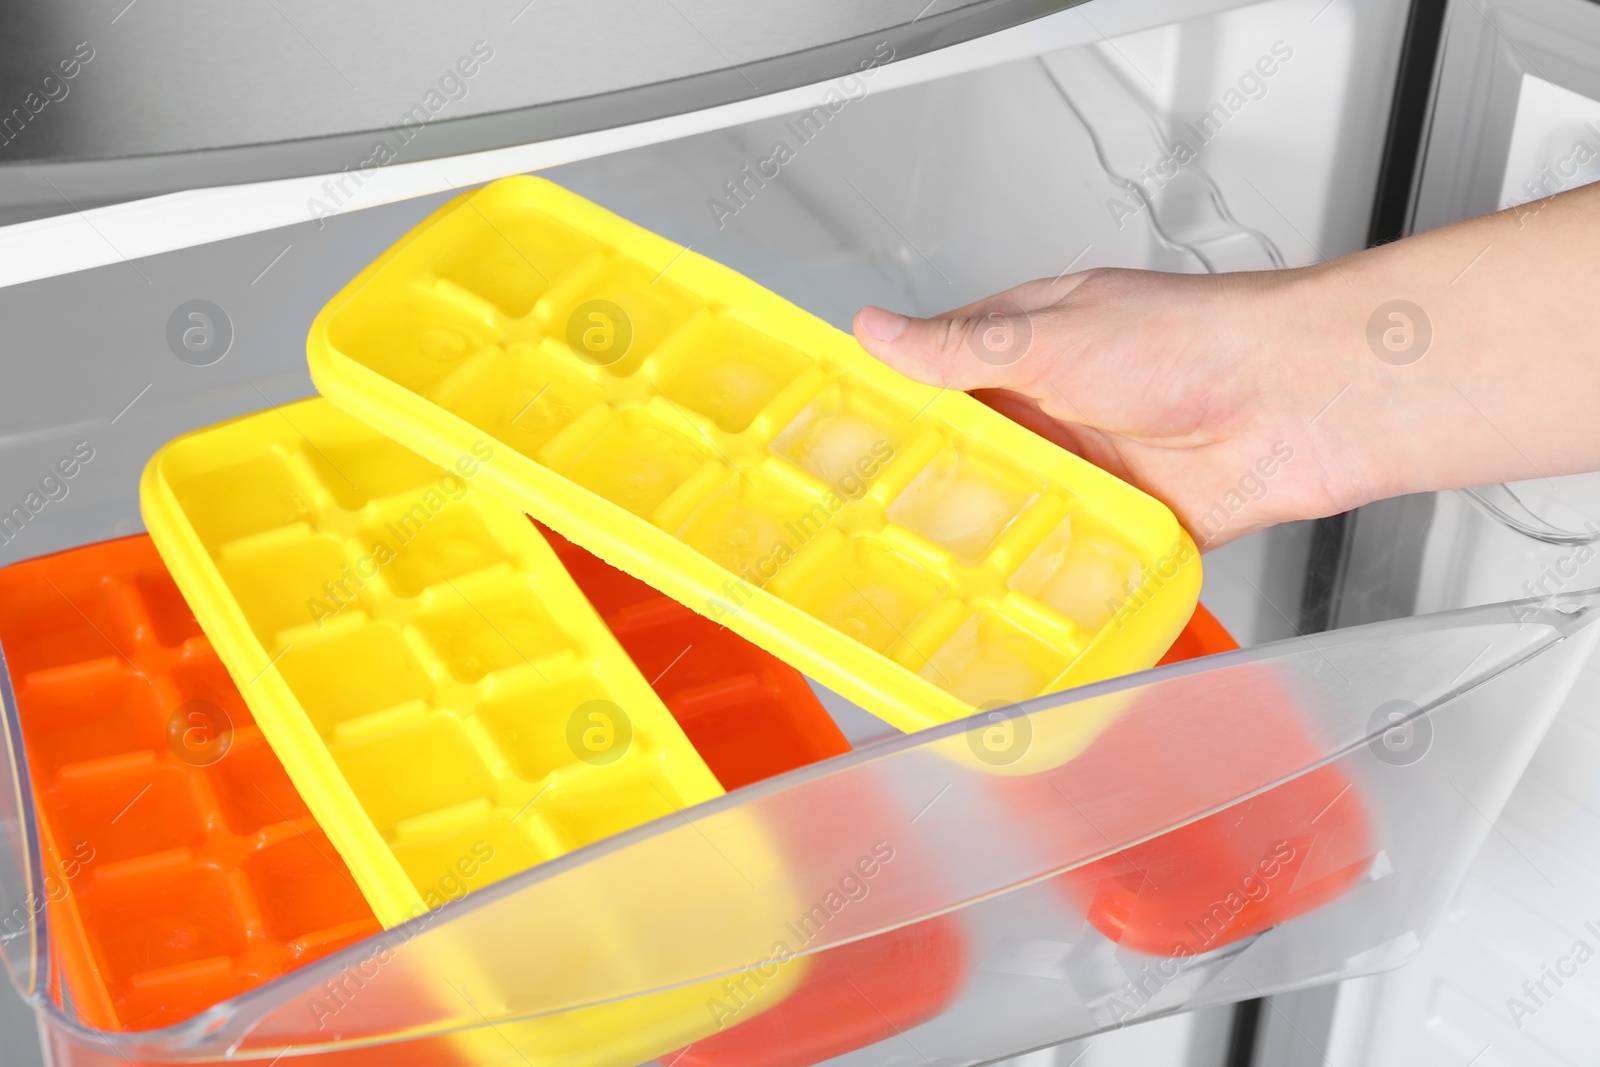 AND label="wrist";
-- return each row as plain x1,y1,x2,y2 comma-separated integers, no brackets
1253,259,1445,513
